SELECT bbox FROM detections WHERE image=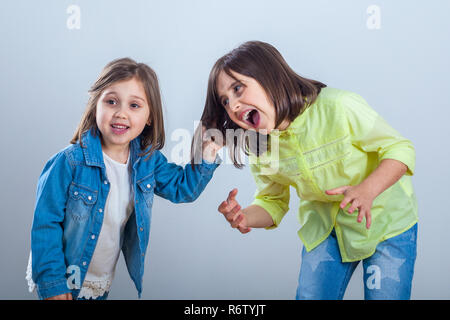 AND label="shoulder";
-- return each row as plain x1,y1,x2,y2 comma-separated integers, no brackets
38,145,76,182
43,142,87,171
60,142,86,166
308,87,376,120
295,87,350,123
313,87,361,108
